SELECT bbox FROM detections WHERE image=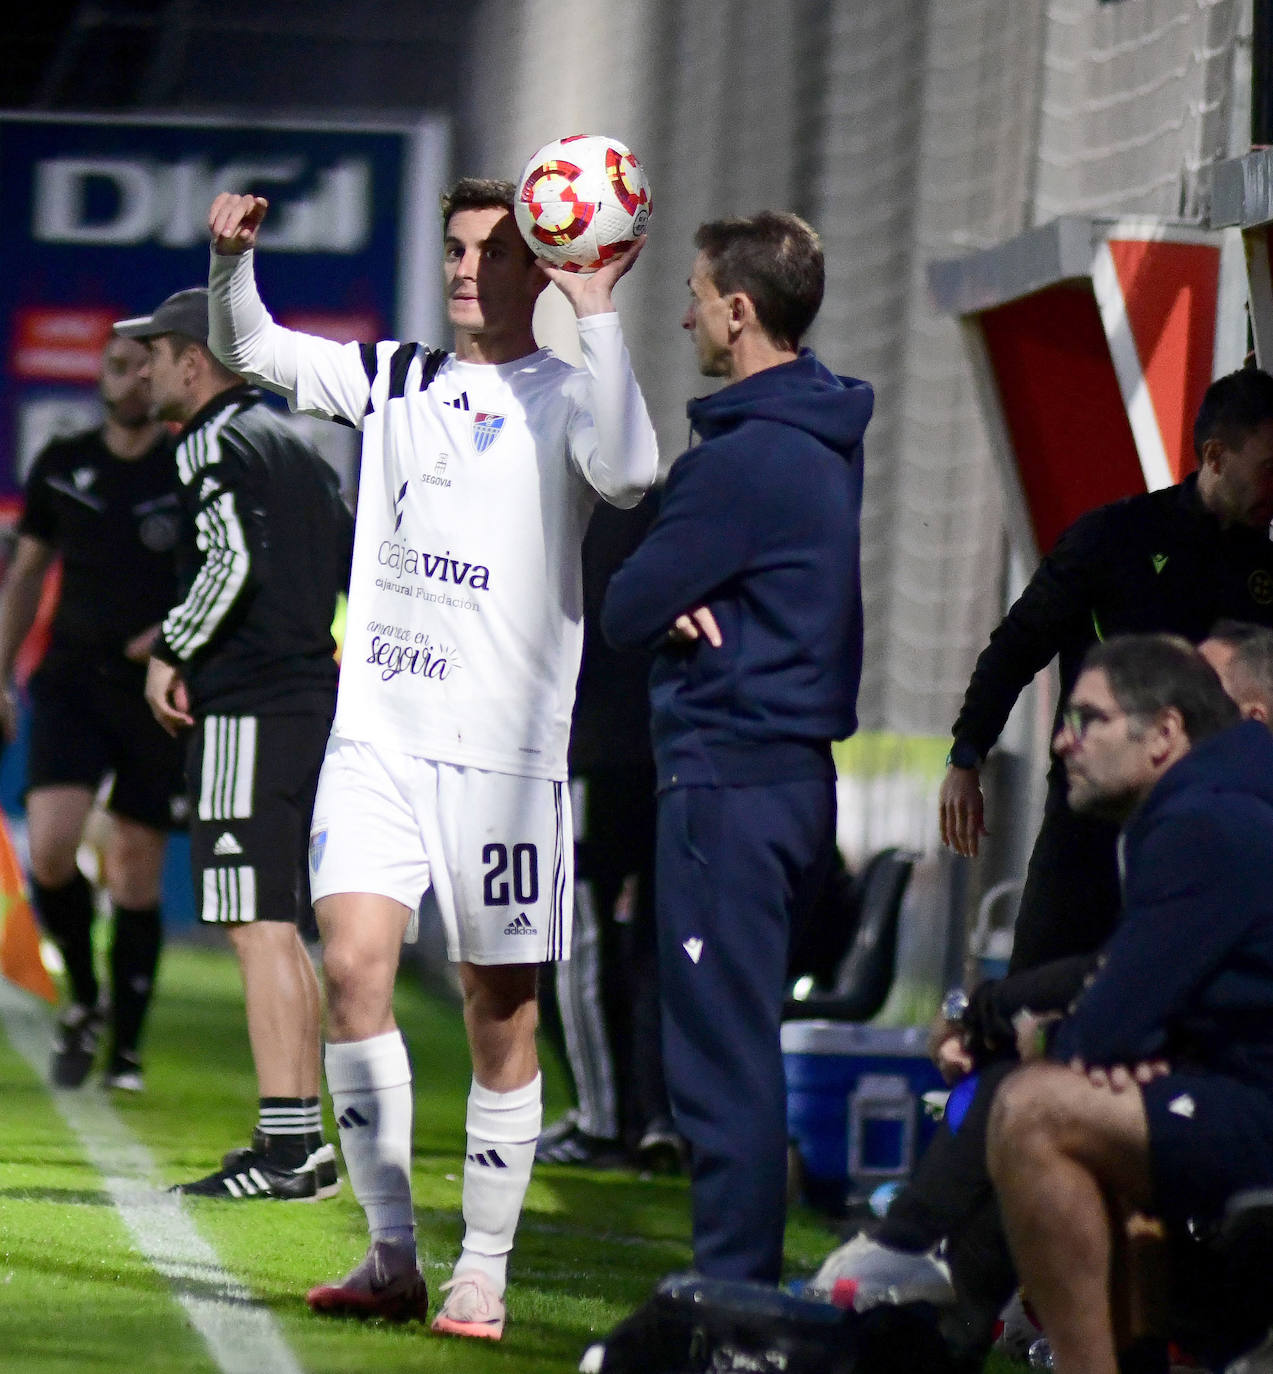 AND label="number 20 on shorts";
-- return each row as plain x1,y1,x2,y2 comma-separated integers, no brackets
482,843,539,906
